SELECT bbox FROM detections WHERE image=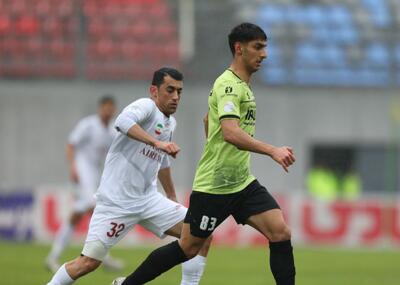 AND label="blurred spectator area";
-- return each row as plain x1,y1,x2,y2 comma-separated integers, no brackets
0,0,76,77
1,0,400,86
0,0,179,79
240,0,400,86
84,0,178,79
